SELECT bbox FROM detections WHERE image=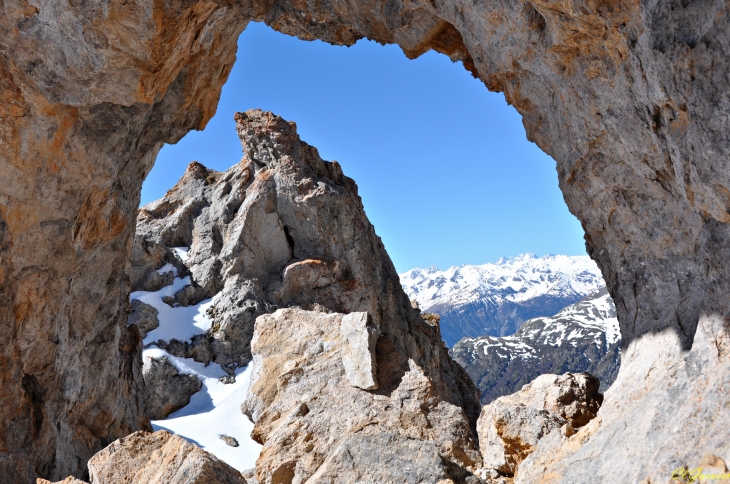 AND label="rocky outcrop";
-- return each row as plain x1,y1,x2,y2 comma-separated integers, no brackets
128,300,161,340
452,288,620,404
1,0,729,481
142,356,202,420
477,373,602,476
131,111,480,422
87,430,247,484
130,110,481,479
243,308,483,483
